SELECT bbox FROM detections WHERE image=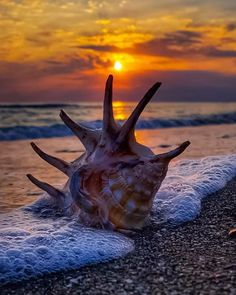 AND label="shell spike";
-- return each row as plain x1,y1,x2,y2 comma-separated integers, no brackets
31,142,71,176
117,82,161,143
153,141,190,162
103,74,117,134
26,174,64,199
60,110,100,151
